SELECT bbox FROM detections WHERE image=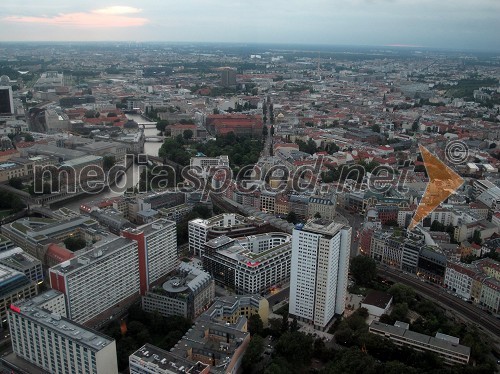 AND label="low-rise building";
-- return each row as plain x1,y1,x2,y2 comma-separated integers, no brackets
361,290,393,317
369,320,470,365
142,263,215,320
